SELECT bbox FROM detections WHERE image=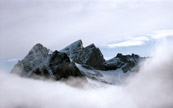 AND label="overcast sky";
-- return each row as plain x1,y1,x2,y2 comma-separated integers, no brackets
0,0,173,60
